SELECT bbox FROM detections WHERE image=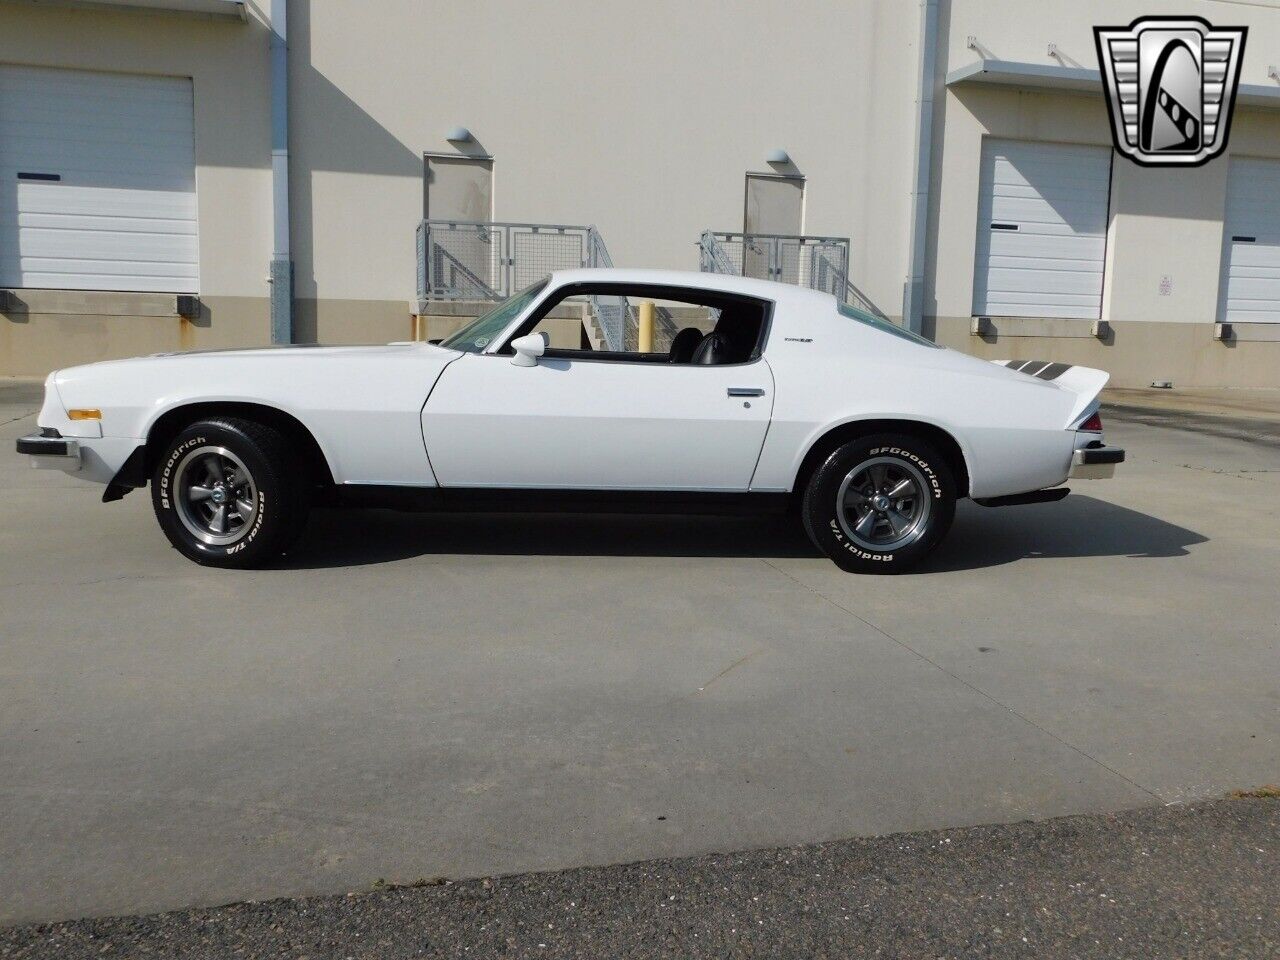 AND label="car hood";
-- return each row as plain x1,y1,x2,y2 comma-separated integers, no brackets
53,340,458,379
49,341,464,442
